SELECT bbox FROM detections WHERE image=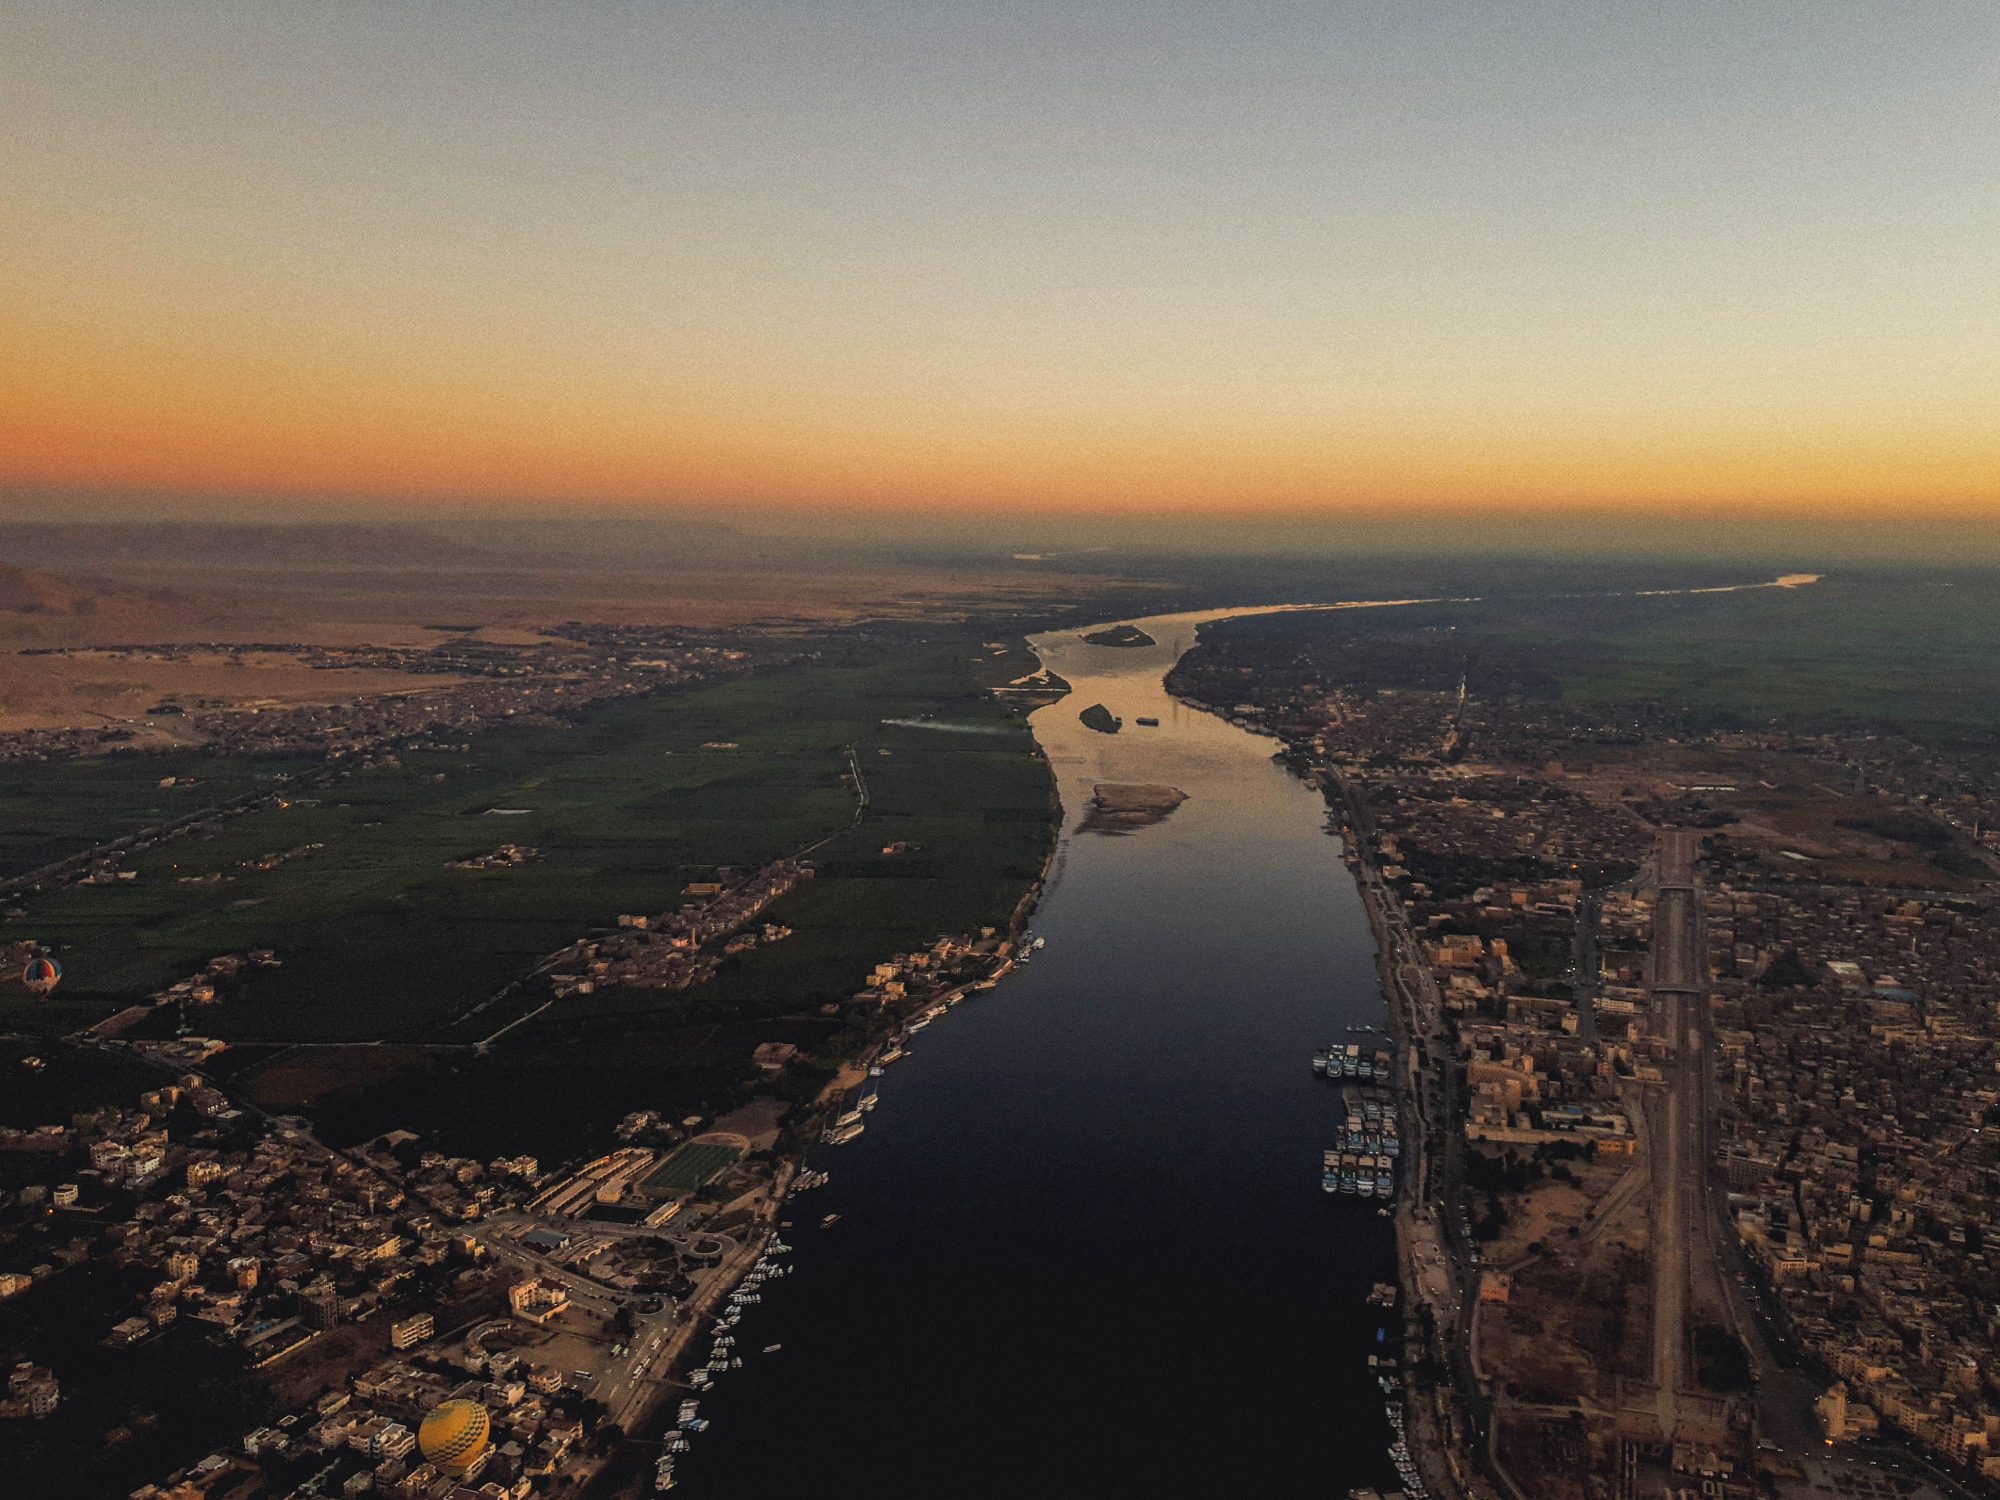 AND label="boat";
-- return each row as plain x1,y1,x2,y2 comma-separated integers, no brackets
1376,1171,1395,1196
1032,936,1046,950
1135,716,1160,726
763,1343,782,1354
1312,1050,1329,1075
858,1090,880,1112
820,1213,841,1229
825,1118,864,1144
